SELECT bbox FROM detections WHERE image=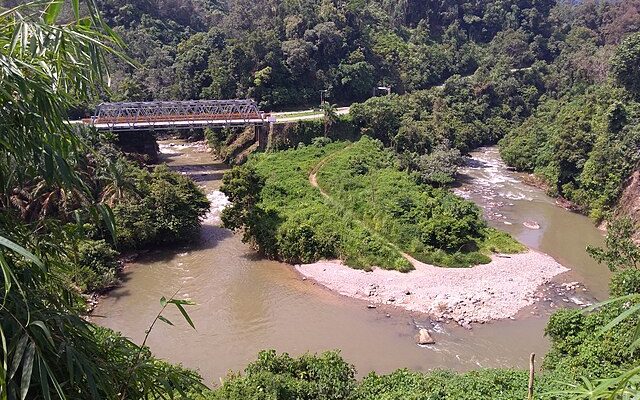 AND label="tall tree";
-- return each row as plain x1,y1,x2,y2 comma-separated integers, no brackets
611,32,640,96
